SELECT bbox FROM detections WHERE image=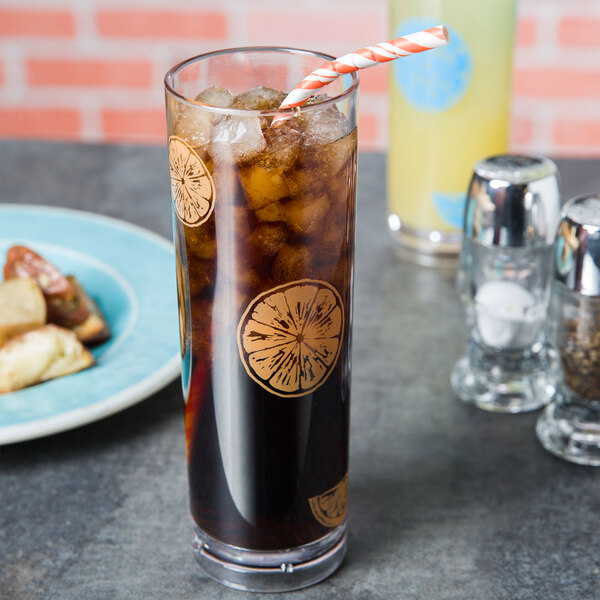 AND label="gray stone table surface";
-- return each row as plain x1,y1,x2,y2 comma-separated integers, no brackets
1,140,599,600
